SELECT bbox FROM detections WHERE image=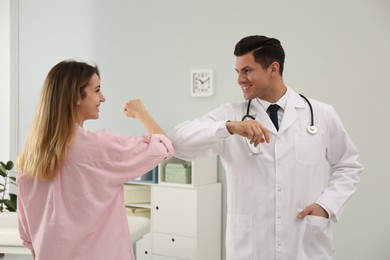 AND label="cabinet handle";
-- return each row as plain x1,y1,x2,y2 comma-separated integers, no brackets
144,251,148,255
171,238,175,242
155,206,159,210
